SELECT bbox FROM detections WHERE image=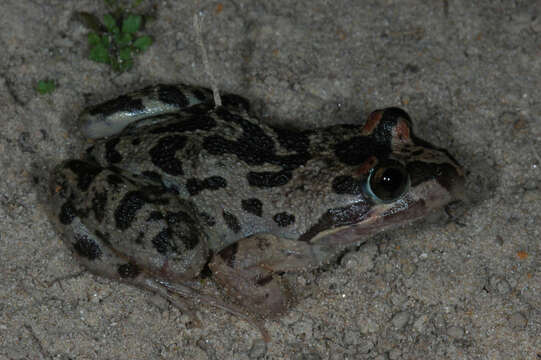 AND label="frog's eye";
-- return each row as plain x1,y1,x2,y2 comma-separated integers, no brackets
365,160,410,203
